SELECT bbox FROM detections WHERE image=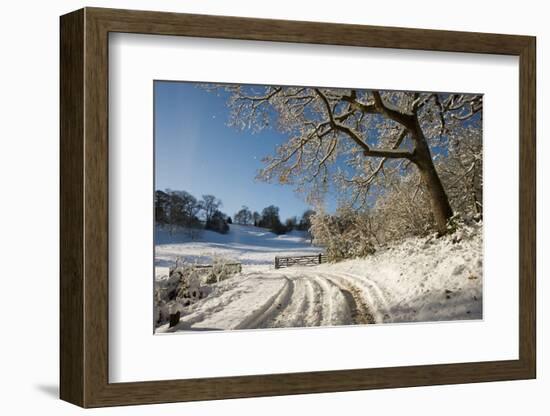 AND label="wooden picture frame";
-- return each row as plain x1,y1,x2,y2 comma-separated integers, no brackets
60,7,536,408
